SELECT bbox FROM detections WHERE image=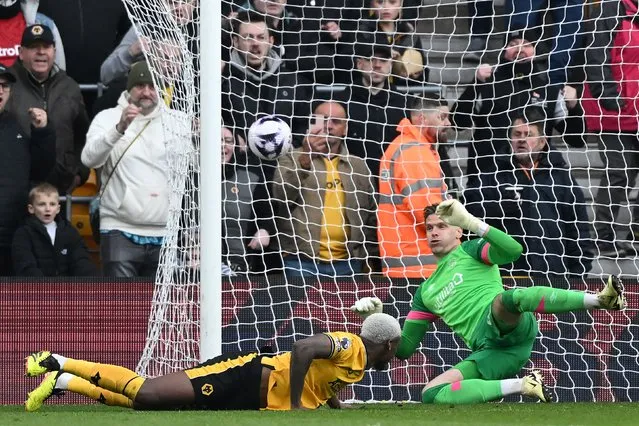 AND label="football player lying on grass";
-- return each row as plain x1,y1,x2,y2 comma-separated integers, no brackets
352,199,626,405
24,313,400,411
